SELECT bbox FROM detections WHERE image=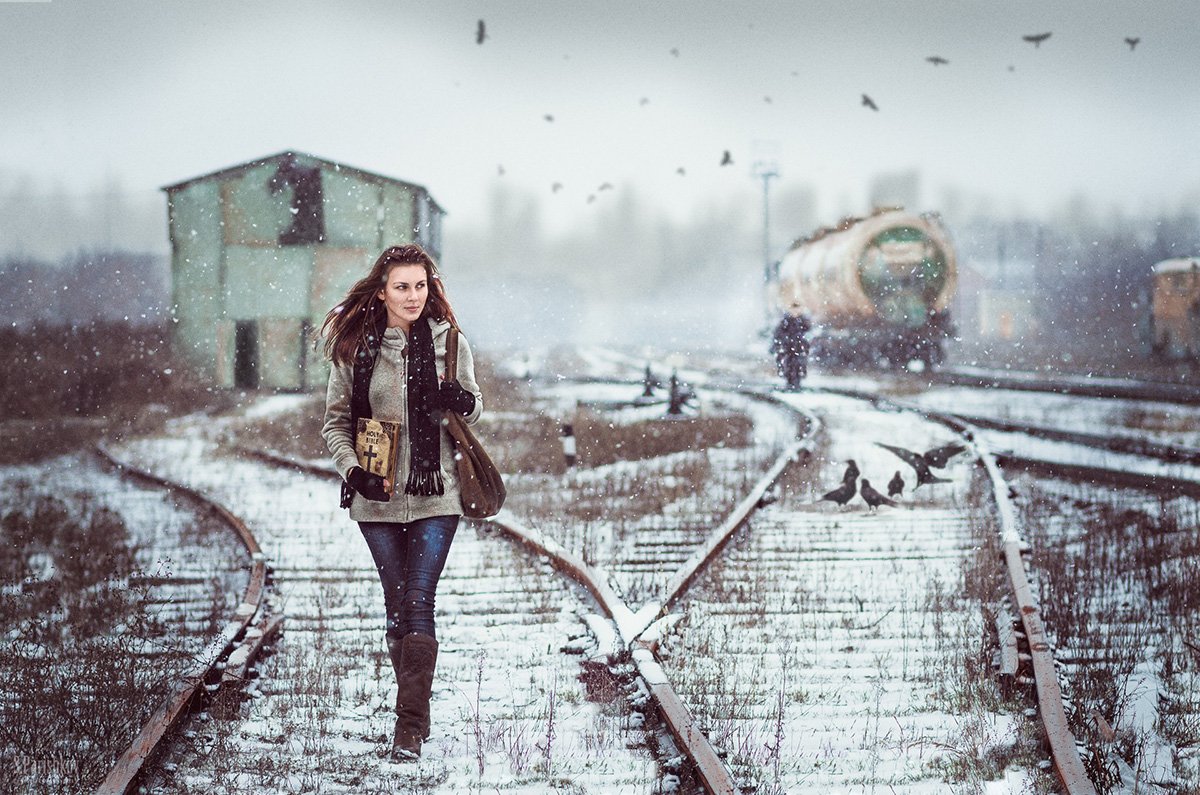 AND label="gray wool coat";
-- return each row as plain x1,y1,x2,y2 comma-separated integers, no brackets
322,317,483,522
